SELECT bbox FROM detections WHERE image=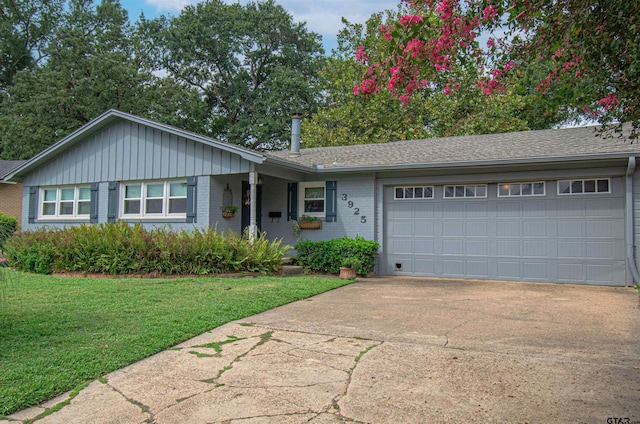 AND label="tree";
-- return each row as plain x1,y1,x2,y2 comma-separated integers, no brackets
0,0,63,92
303,14,435,147
0,0,207,159
356,0,639,138
142,0,325,150
303,9,572,147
